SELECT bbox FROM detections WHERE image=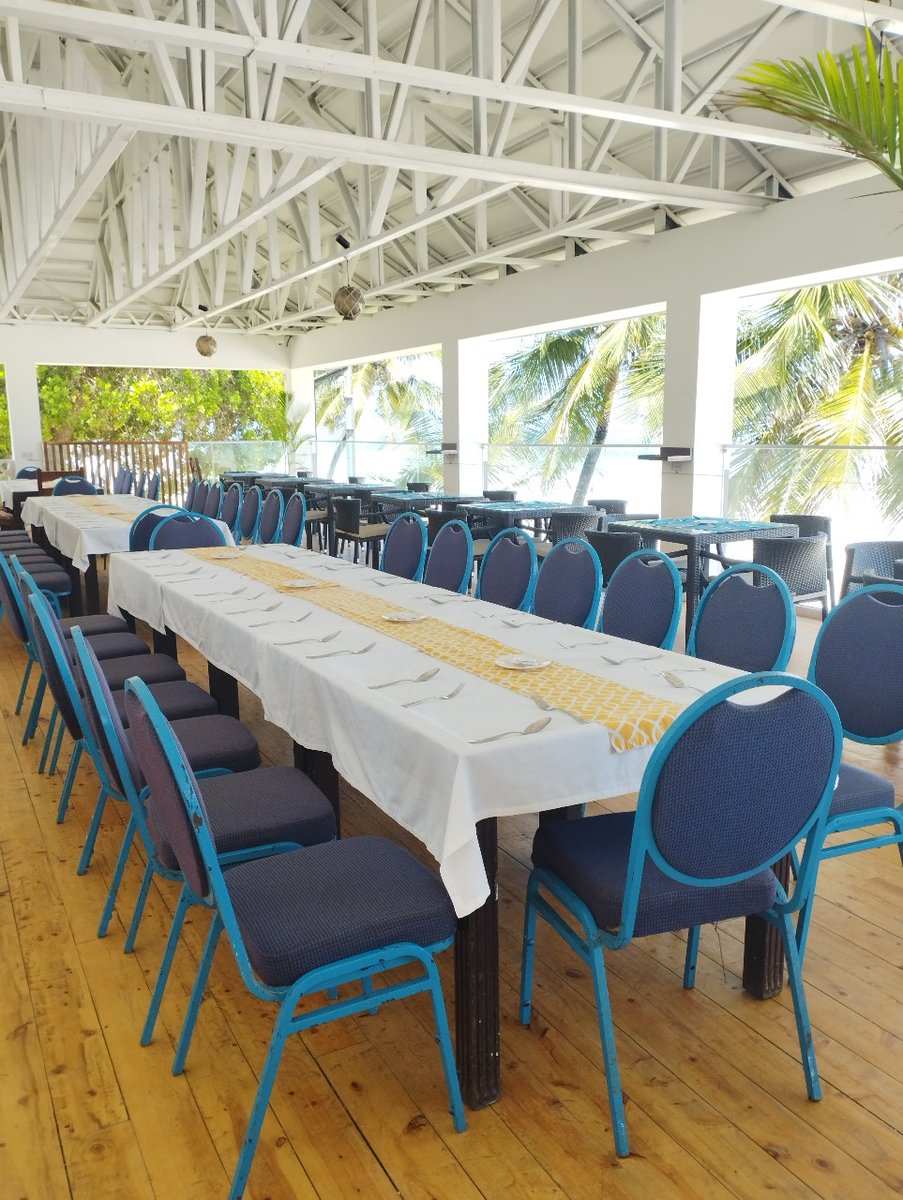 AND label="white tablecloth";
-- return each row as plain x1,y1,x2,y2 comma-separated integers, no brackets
0,478,37,506
107,545,738,916
23,495,234,571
